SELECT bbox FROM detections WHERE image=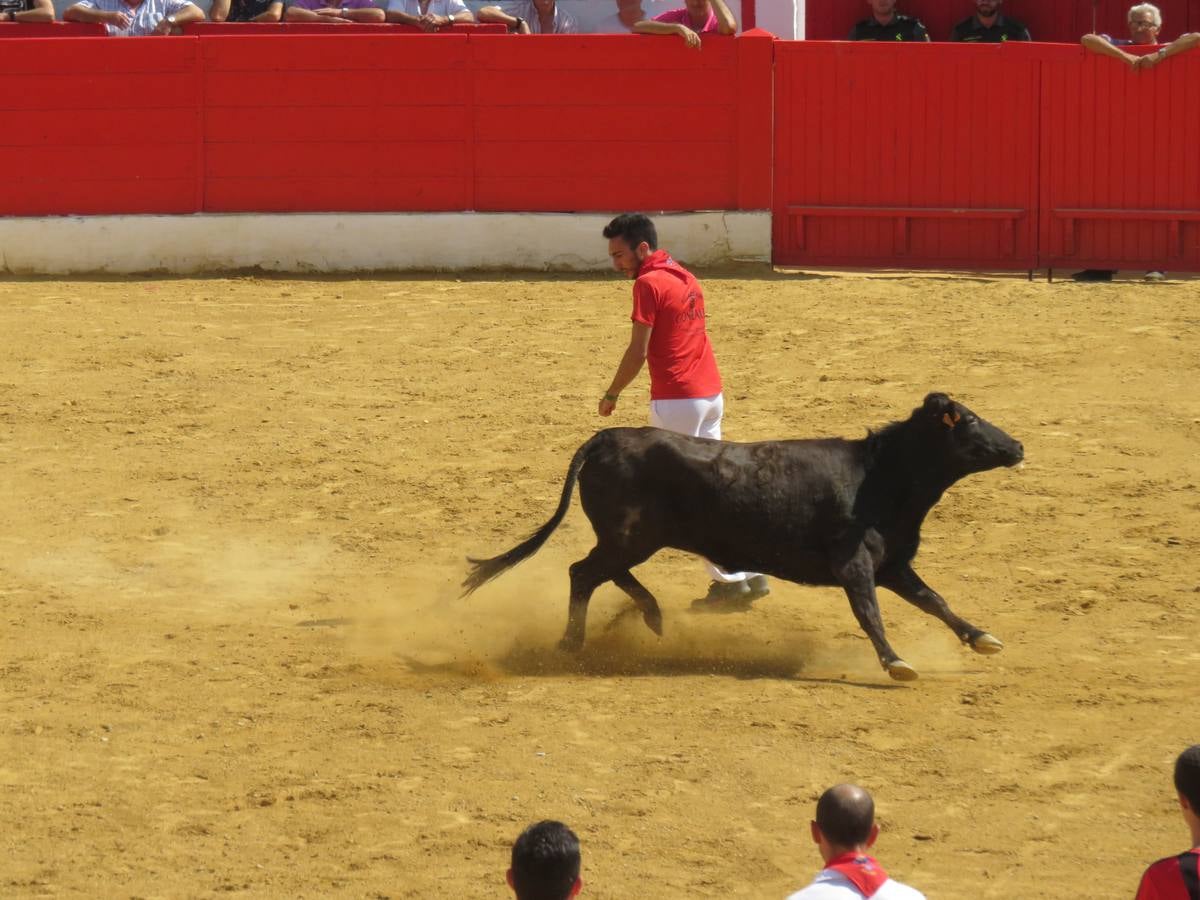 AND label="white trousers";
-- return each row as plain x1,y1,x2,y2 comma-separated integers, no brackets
649,393,753,584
